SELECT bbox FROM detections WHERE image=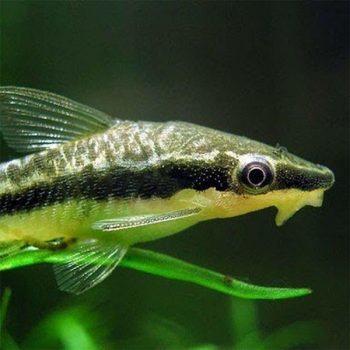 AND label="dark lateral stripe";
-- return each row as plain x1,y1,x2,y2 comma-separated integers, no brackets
0,162,231,215
274,165,334,191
